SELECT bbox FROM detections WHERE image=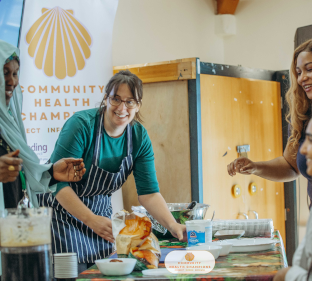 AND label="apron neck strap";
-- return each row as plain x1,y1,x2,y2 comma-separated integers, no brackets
93,113,104,166
126,123,133,156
